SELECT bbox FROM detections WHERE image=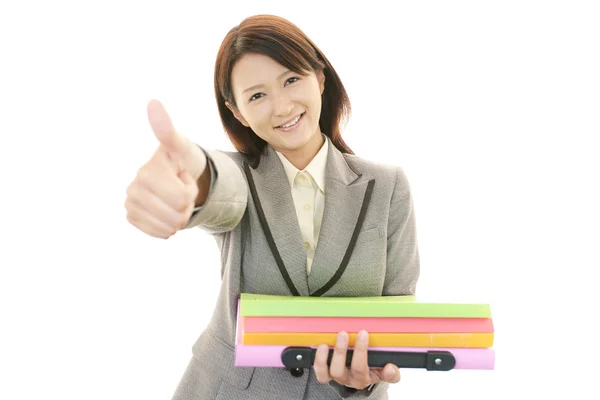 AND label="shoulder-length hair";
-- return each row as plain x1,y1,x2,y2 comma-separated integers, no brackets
214,14,353,166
